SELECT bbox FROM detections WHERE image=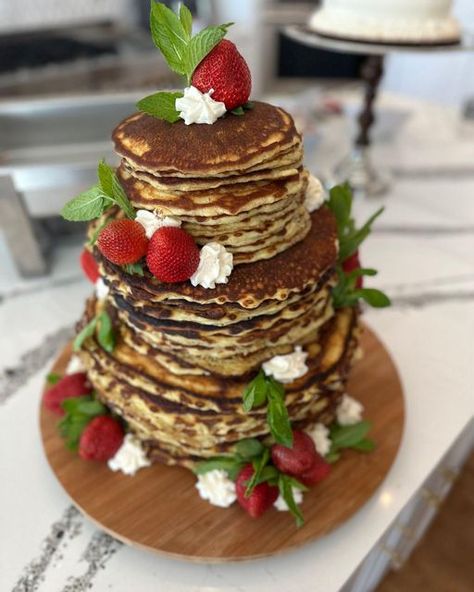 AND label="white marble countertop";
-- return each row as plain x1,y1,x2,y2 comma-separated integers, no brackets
1,91,474,592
